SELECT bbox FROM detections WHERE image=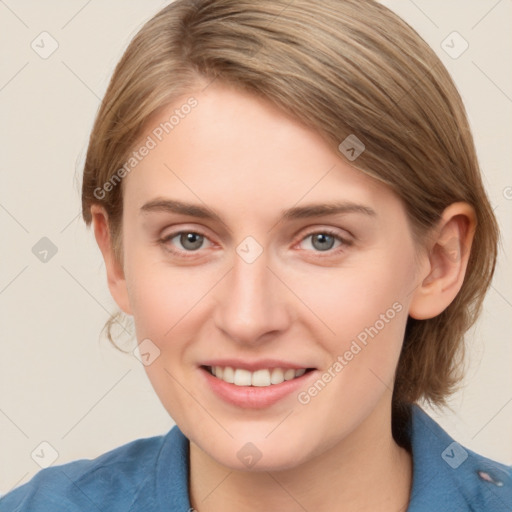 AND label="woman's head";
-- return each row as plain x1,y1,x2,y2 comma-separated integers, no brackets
81,0,498,465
